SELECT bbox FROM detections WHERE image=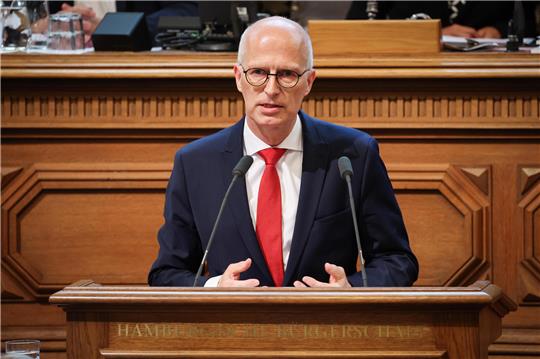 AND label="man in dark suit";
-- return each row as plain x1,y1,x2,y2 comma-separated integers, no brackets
148,16,418,288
